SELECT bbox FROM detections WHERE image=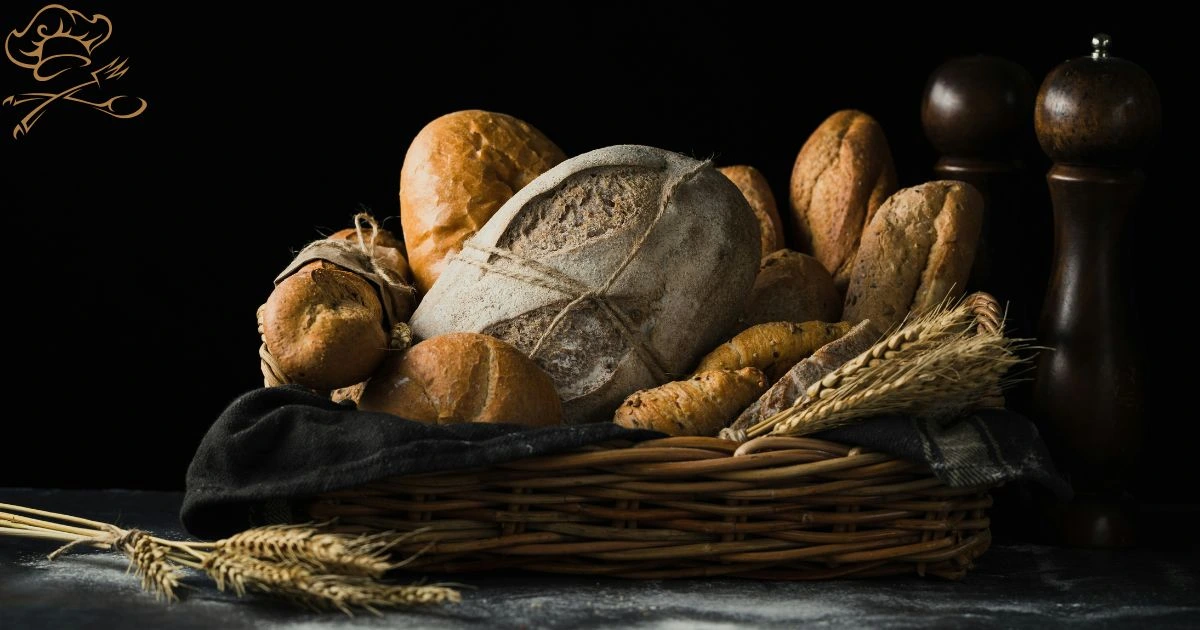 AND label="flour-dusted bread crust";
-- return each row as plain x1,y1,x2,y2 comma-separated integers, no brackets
358,332,562,426
789,110,897,292
843,181,984,333
400,110,565,293
410,145,761,424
